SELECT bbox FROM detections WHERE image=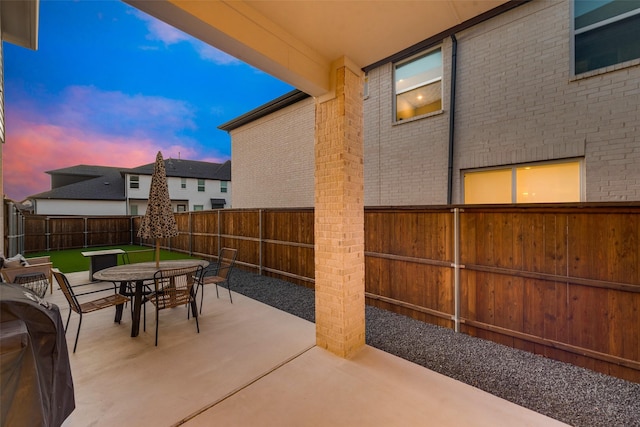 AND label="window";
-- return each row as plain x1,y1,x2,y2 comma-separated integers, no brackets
177,204,186,212
130,176,139,189
573,0,640,74
394,48,442,121
464,160,582,204
197,179,205,192
130,205,138,216
221,181,228,193
181,178,186,189
193,205,204,211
